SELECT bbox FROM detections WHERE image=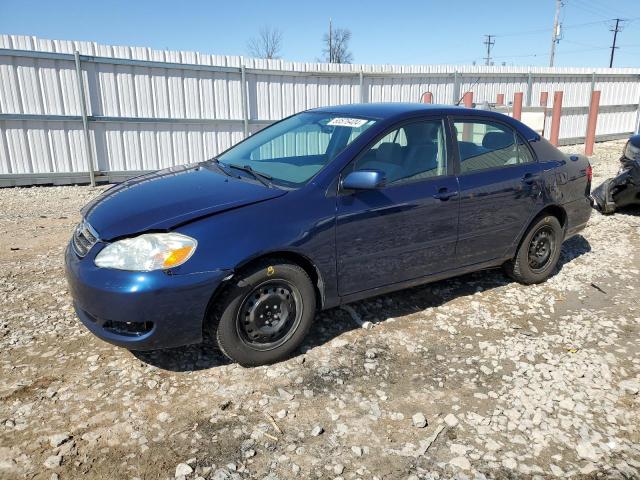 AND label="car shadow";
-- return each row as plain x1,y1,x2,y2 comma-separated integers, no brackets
131,332,232,371
557,233,592,267
134,234,591,372
615,205,640,217
301,234,591,353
